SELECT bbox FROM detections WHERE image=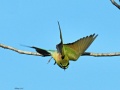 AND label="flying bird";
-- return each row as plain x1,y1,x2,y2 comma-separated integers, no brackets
27,22,98,70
